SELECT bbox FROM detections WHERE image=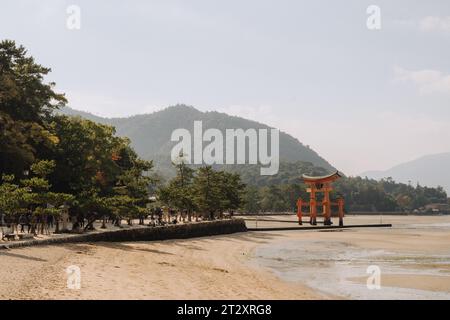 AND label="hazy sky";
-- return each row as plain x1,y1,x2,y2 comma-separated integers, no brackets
1,0,450,175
